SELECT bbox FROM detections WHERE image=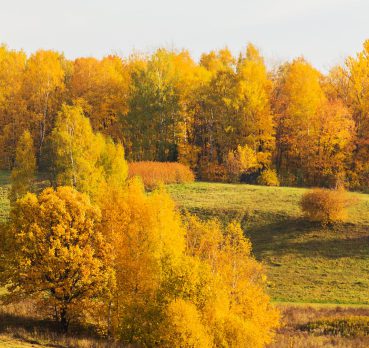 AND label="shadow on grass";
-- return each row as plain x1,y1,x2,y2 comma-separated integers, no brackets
285,233,369,259
0,310,113,347
181,205,369,261
248,218,369,260
0,312,59,335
